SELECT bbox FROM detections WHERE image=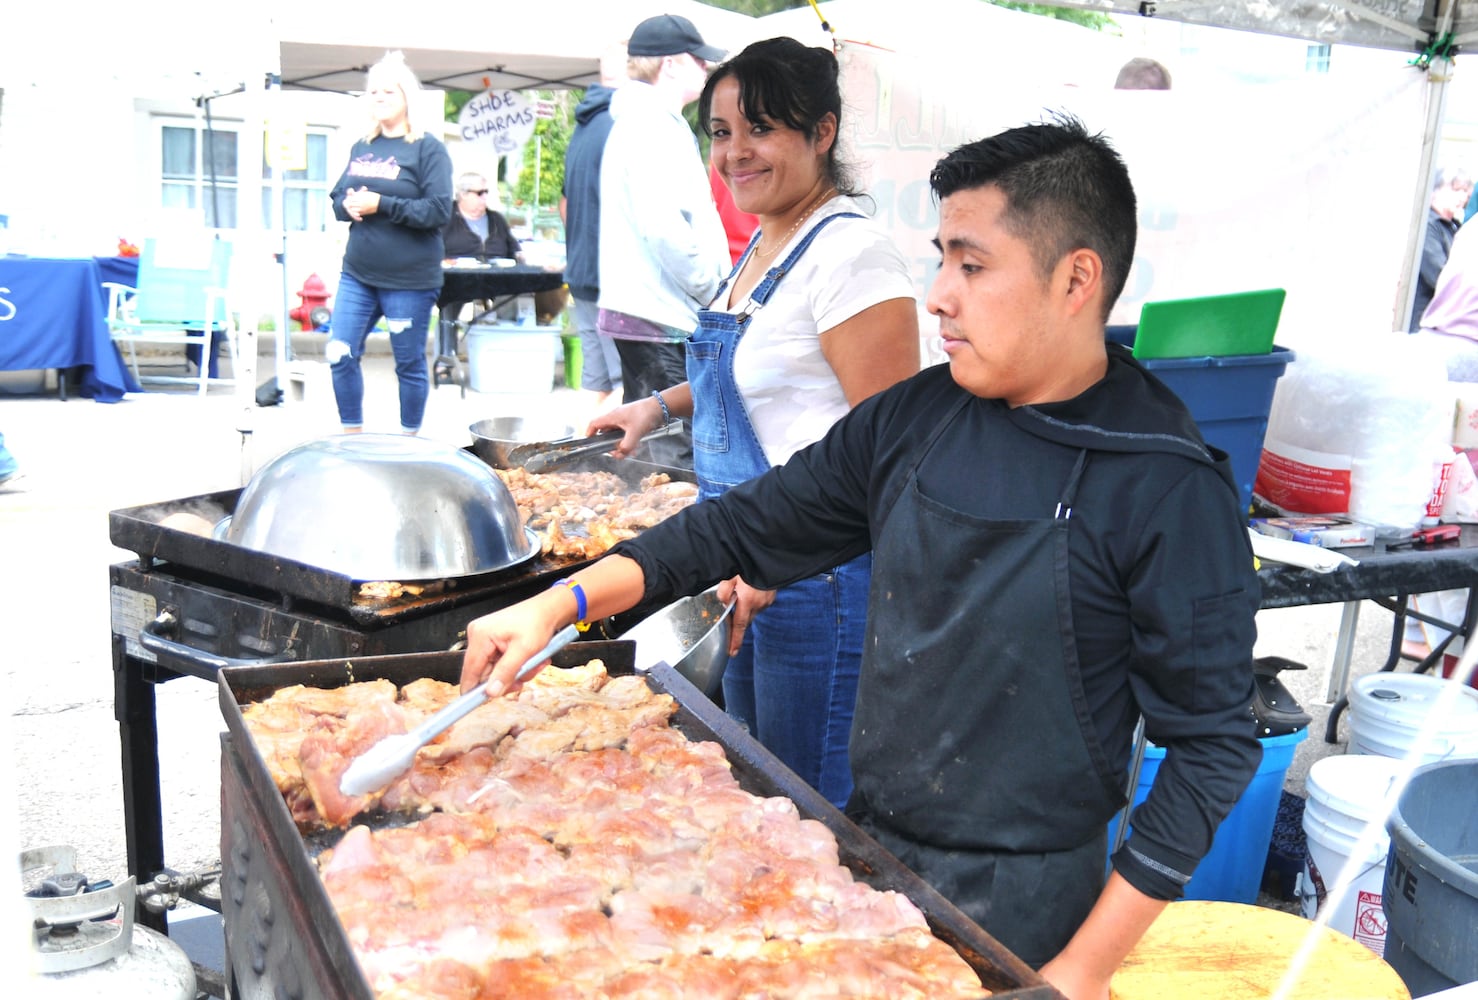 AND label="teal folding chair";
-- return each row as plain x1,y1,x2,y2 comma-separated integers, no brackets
105,237,236,395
